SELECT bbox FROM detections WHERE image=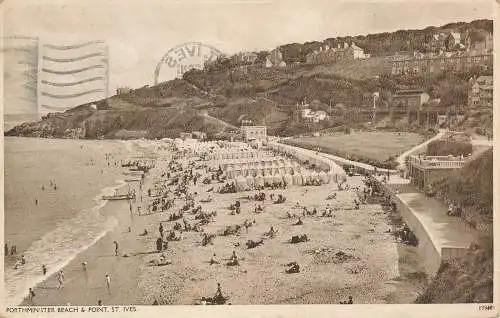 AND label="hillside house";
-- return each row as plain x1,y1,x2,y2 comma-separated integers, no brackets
391,89,430,111
444,32,463,51
467,32,494,55
232,51,258,65
468,75,493,109
306,42,370,65
116,87,131,95
301,109,328,123
180,132,193,140
265,48,286,68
